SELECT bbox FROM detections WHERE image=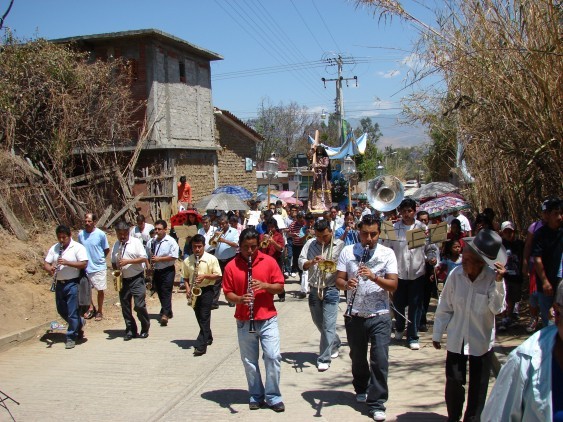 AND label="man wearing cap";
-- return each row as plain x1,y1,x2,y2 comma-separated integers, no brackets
498,221,524,330
531,198,562,328
432,229,507,422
